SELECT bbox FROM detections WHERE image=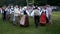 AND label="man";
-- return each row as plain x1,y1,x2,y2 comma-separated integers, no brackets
31,6,40,28
5,5,11,20
46,5,52,24
1,5,6,21
13,5,20,25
